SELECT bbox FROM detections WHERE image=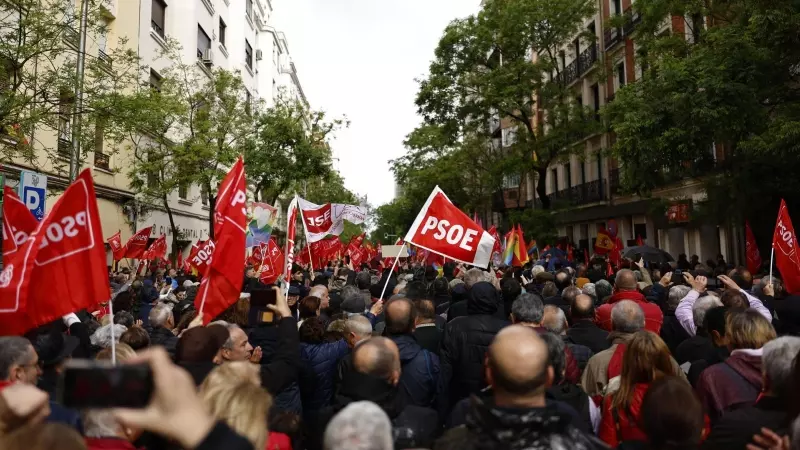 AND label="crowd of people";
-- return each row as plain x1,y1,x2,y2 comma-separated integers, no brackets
2,252,800,450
